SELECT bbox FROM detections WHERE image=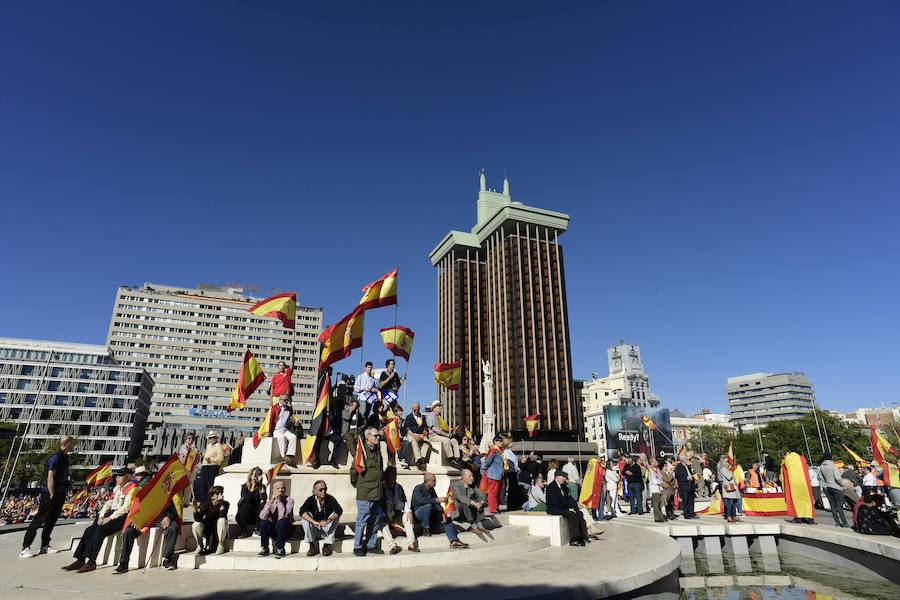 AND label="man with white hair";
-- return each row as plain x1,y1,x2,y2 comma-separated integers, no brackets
426,401,461,466
20,435,75,559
